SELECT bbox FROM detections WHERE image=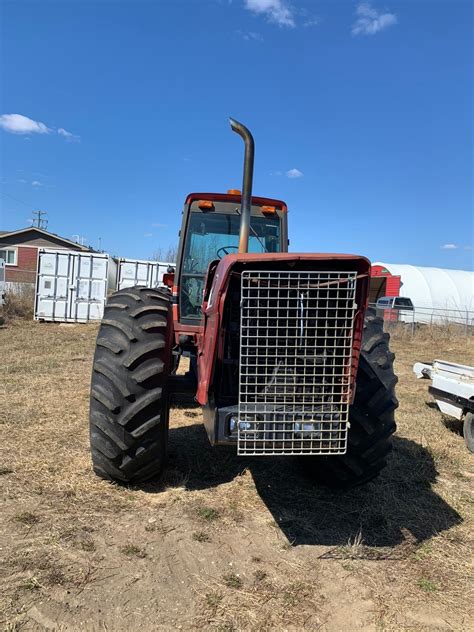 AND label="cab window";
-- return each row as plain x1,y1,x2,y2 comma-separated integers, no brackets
180,212,281,321
394,297,413,308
